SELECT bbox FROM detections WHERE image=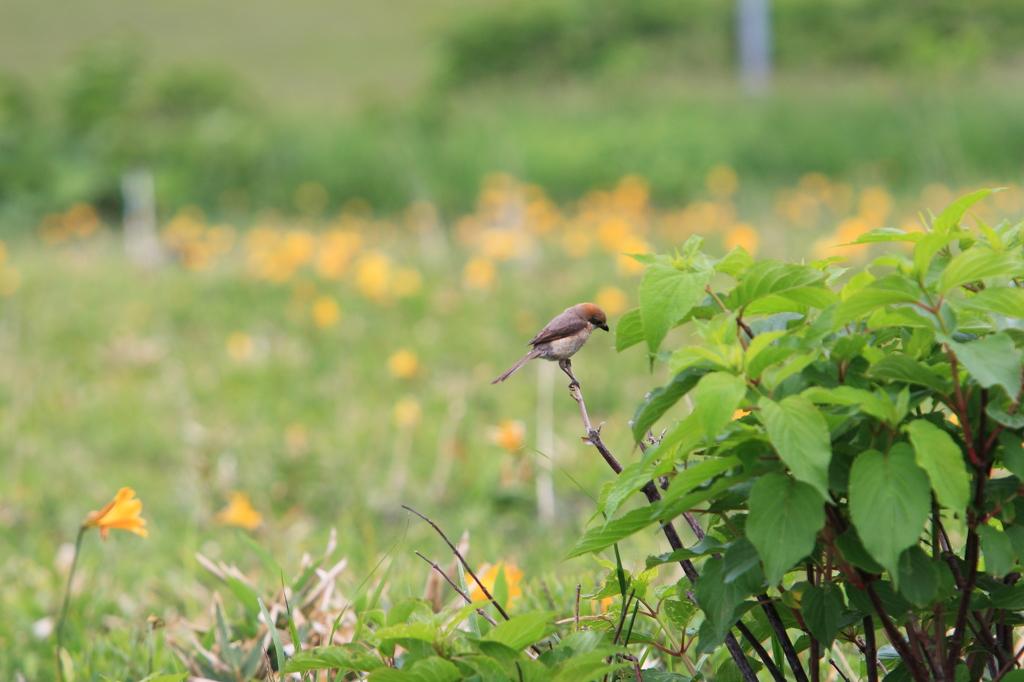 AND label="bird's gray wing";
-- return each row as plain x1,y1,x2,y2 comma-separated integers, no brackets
527,313,588,346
